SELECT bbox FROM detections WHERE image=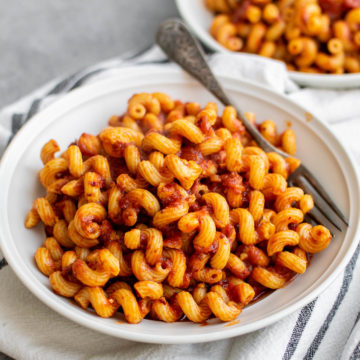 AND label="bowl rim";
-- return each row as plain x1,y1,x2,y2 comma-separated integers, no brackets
174,0,360,87
0,65,359,344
